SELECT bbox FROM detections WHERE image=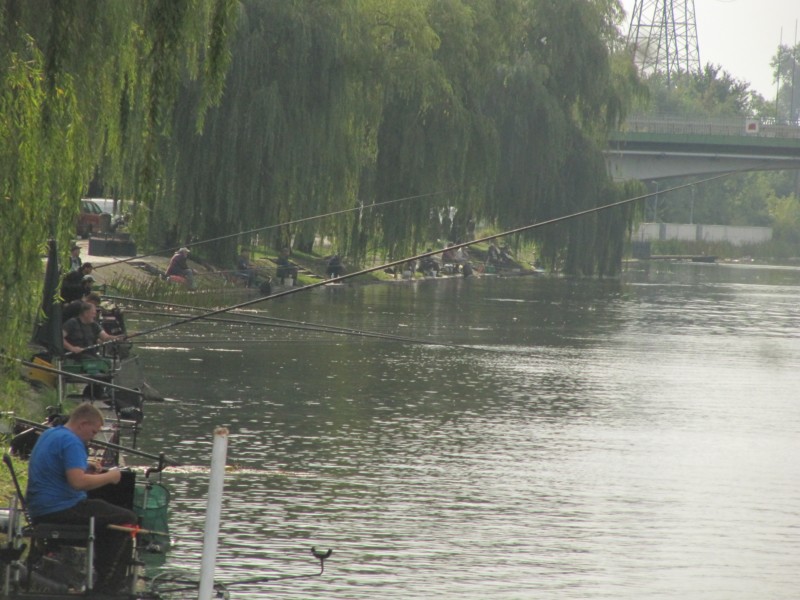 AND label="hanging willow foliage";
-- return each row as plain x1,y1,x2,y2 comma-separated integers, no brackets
0,0,236,384
163,0,376,263
159,0,644,274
